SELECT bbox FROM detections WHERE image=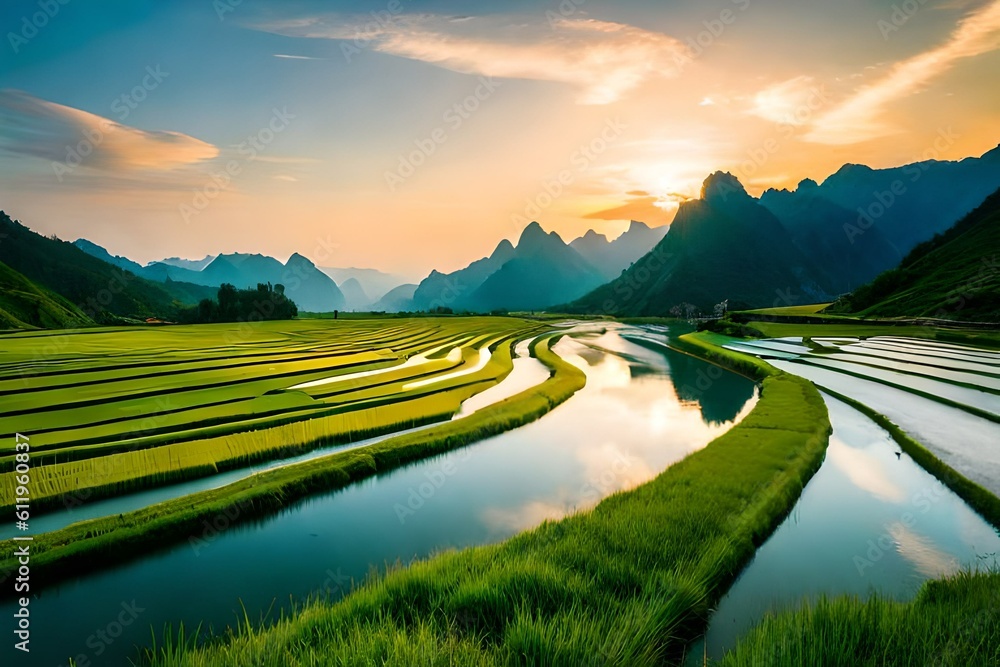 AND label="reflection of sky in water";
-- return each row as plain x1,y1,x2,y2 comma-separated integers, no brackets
698,394,1000,662
477,333,758,533
768,359,1000,498
8,324,758,667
